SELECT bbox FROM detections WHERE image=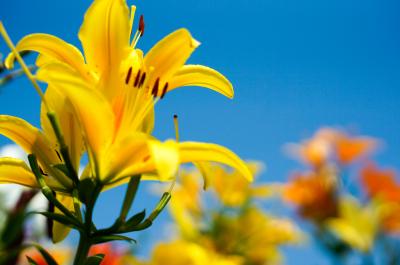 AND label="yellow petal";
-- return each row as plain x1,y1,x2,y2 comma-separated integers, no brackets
78,0,130,76
0,115,72,188
144,29,200,91
169,65,234,99
105,137,179,184
52,194,73,243
37,63,115,177
0,158,37,187
4,33,89,80
178,142,253,182
148,140,179,181
326,197,379,252
102,133,149,182
41,86,84,169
